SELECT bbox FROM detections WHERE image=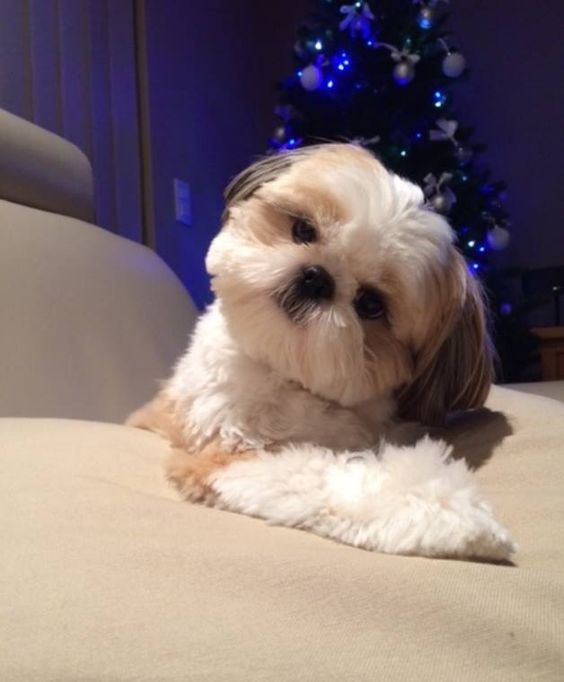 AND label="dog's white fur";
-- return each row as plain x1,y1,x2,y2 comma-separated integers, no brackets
128,144,514,561
212,439,513,560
